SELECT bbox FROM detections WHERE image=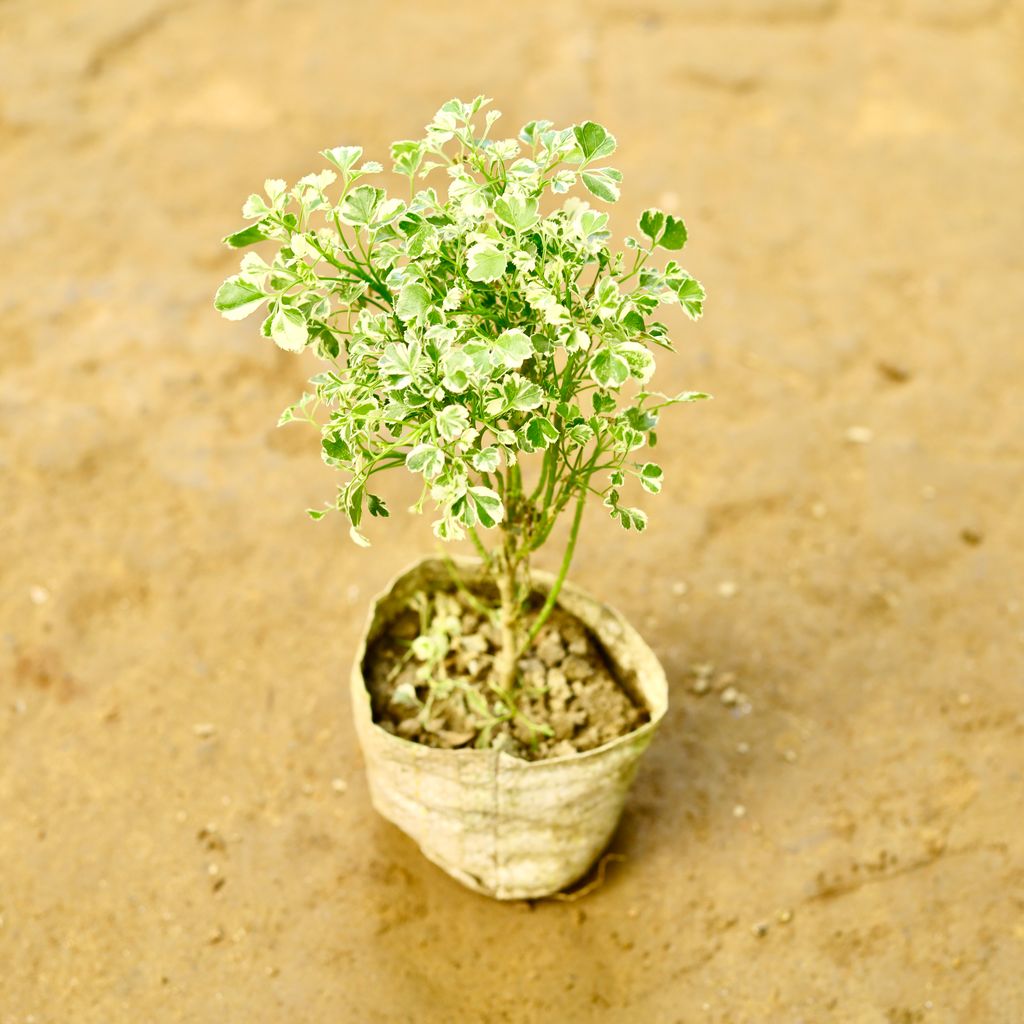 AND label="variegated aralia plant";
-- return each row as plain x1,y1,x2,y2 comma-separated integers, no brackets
215,96,707,697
